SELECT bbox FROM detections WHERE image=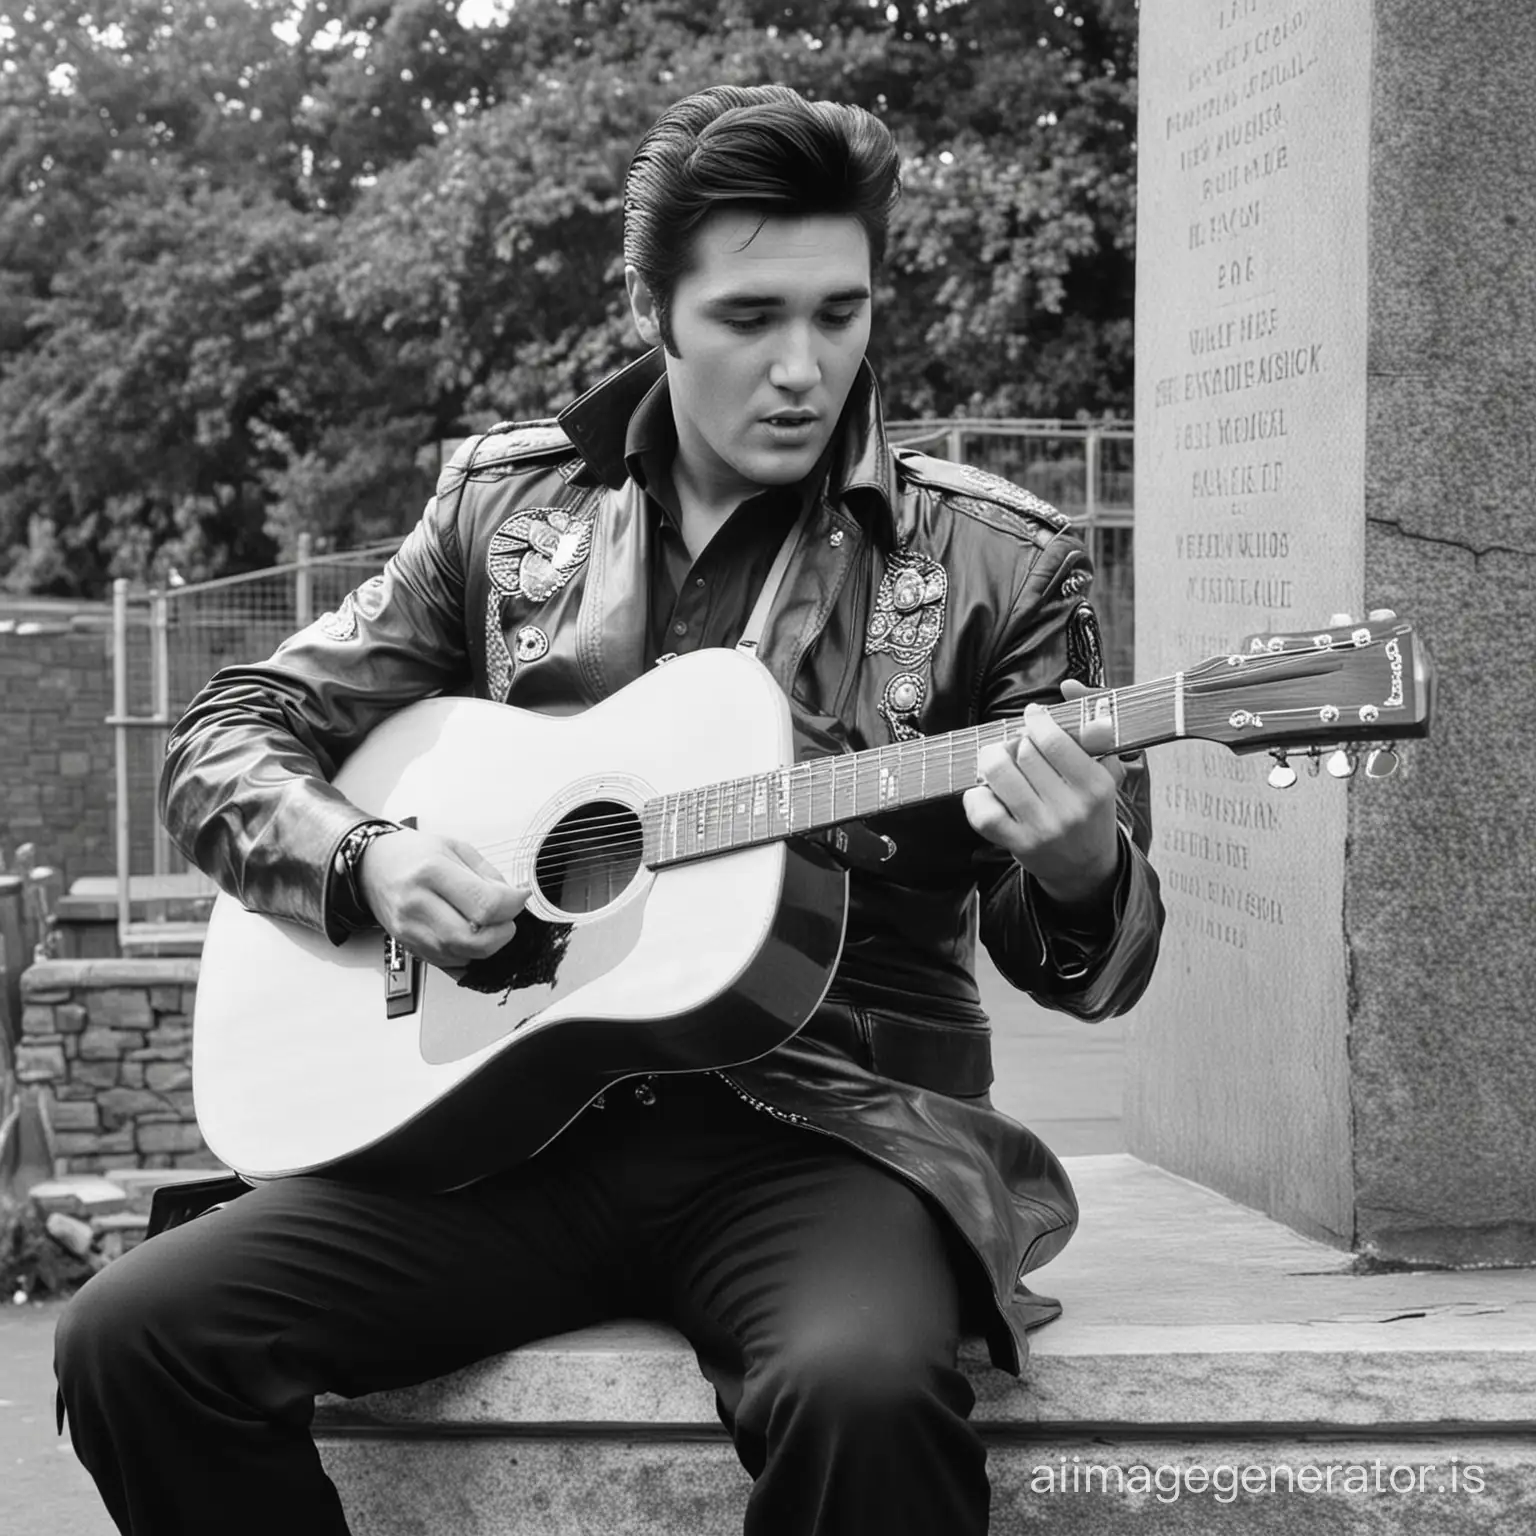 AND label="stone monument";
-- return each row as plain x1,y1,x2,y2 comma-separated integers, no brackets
1129,0,1536,1264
